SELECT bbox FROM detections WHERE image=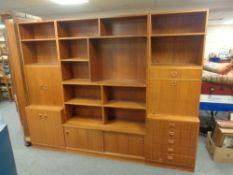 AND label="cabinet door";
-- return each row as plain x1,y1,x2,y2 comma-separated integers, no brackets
148,79,201,116
25,65,63,106
26,106,65,147
104,132,144,157
64,127,104,152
